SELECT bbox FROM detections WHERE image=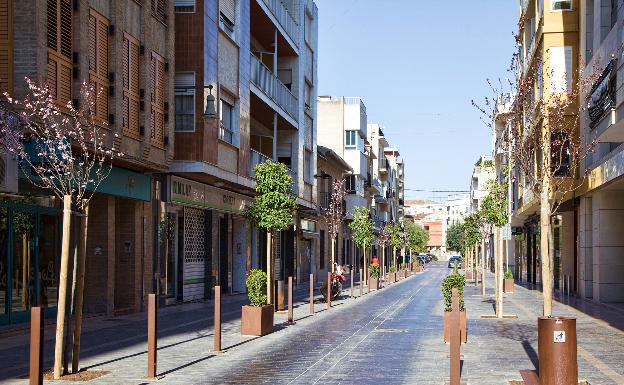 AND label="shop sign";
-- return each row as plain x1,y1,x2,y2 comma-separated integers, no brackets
171,176,252,213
